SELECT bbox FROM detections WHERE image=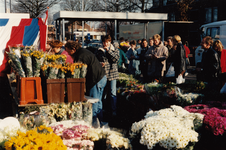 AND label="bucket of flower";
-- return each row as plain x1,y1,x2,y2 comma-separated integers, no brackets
41,54,68,104
7,45,45,105
65,63,87,103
